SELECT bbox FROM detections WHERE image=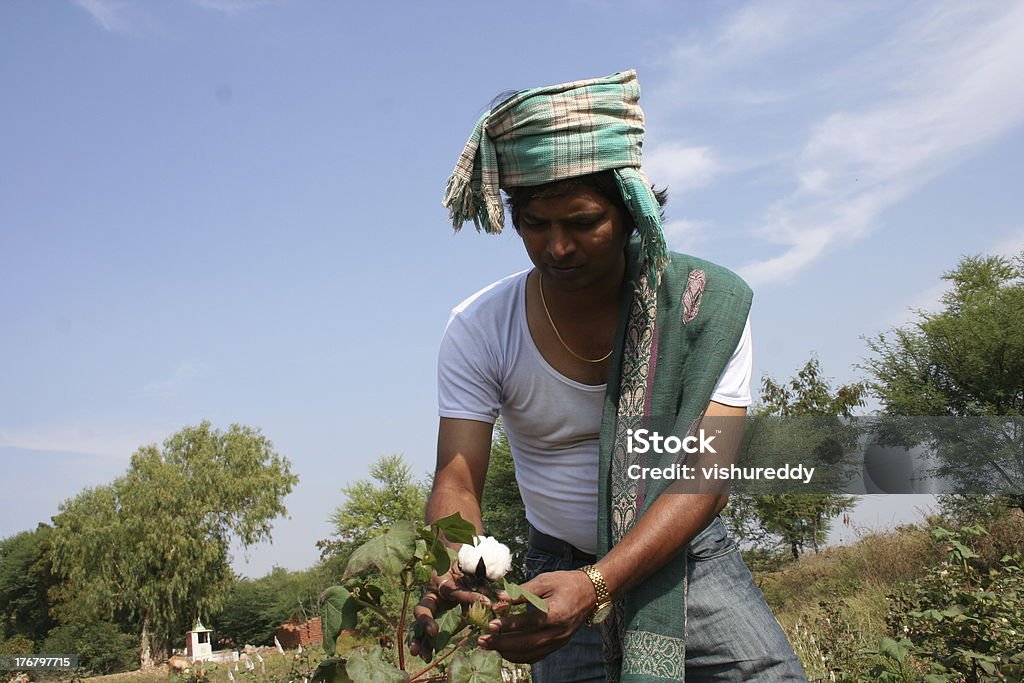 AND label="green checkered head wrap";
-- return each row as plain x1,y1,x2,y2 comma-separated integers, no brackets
442,69,669,285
